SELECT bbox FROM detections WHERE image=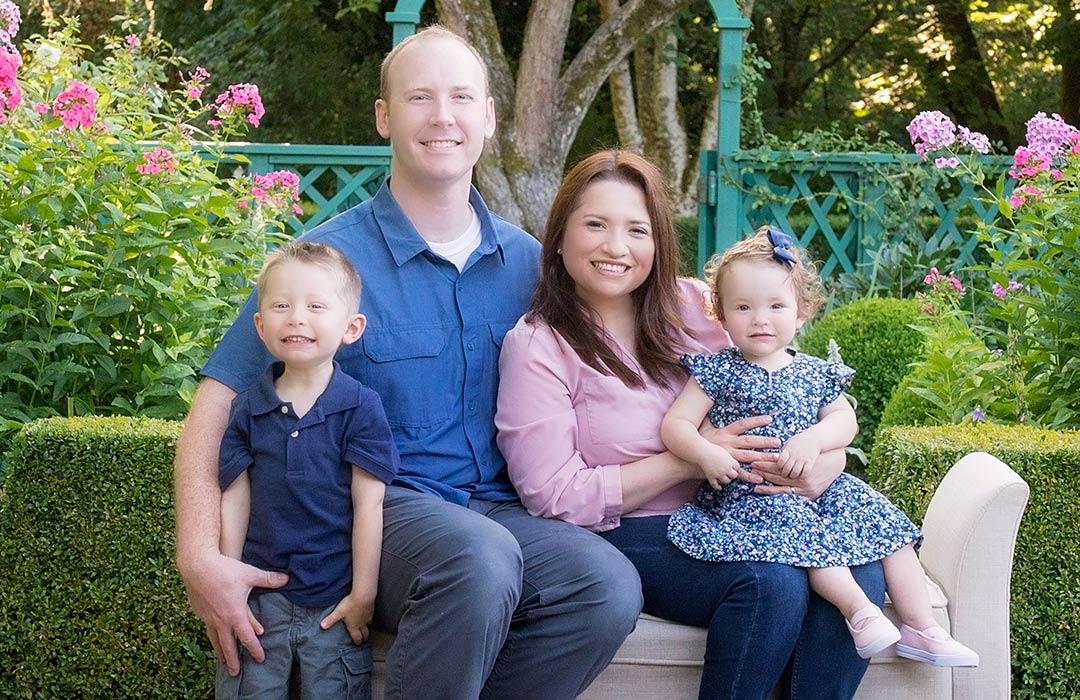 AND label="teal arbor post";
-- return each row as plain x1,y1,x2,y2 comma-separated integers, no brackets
386,0,425,46
697,1,750,272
